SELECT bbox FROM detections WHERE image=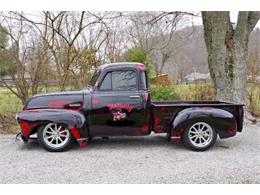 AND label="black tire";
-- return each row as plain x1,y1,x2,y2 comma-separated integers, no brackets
182,121,217,151
37,123,74,152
